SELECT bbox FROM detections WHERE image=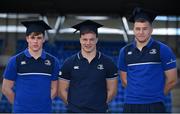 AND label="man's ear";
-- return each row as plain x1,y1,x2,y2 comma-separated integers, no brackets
43,37,46,43
26,36,28,42
96,38,98,43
